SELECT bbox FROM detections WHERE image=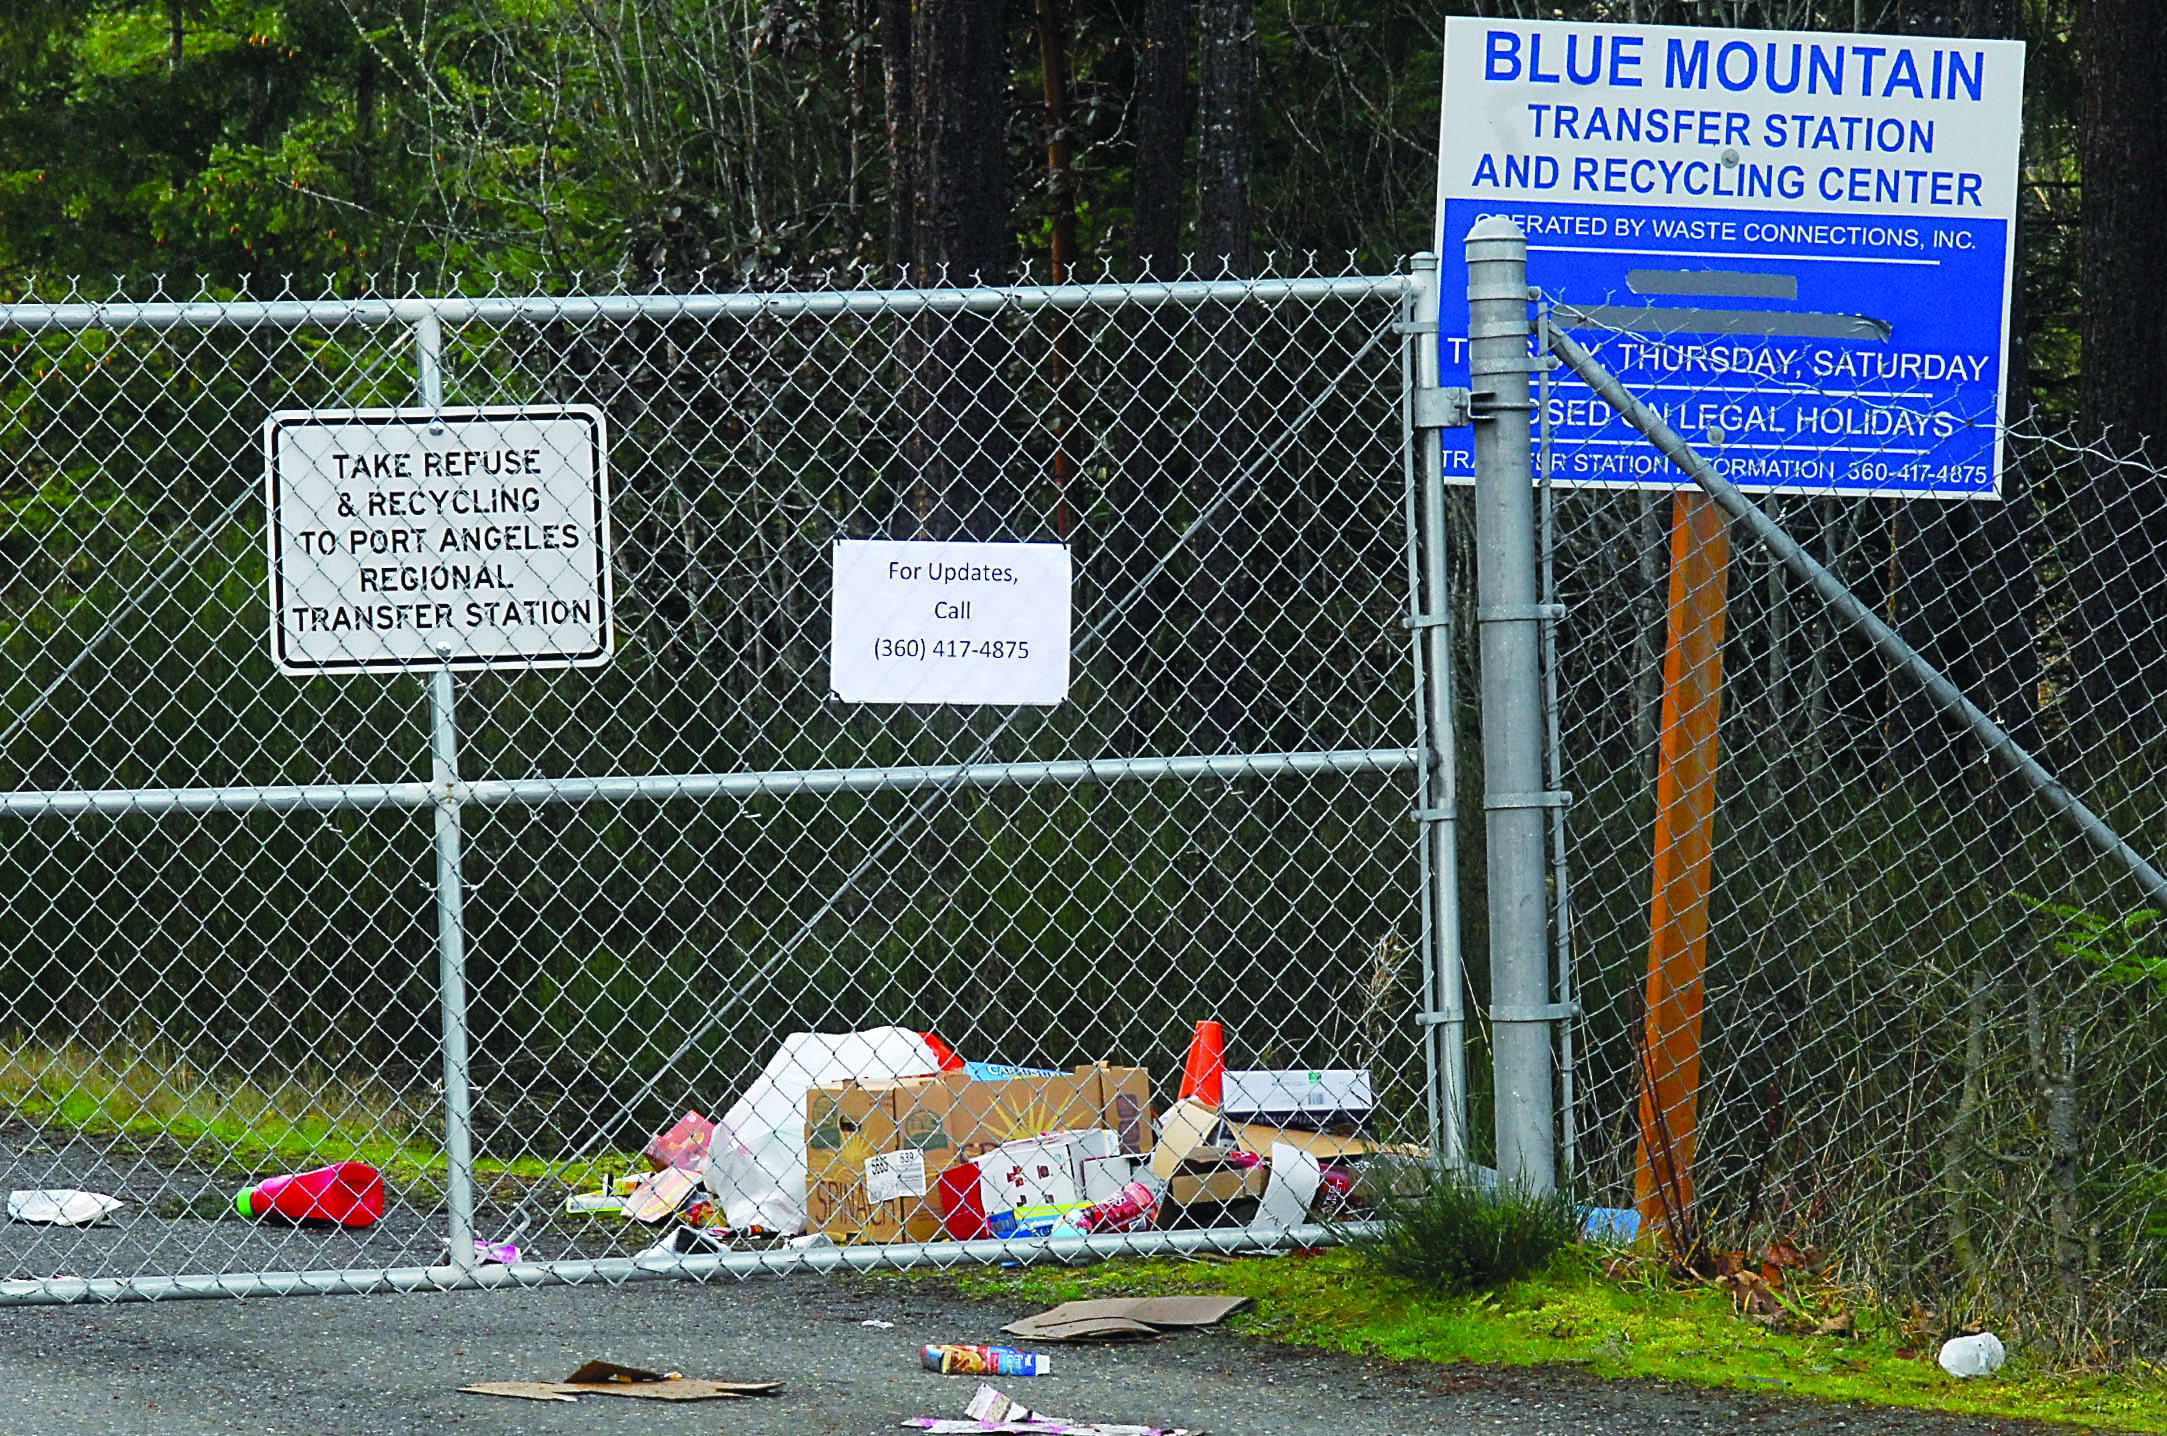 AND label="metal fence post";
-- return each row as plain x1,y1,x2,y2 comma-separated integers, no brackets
415,309,477,1273
1406,252,1468,1172
1466,217,1556,1192
429,659,477,1274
